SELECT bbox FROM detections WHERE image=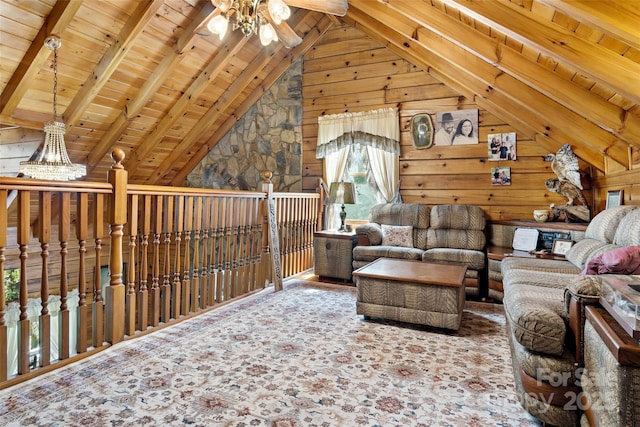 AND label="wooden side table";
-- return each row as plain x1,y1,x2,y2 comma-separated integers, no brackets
314,229,357,282
486,245,567,301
